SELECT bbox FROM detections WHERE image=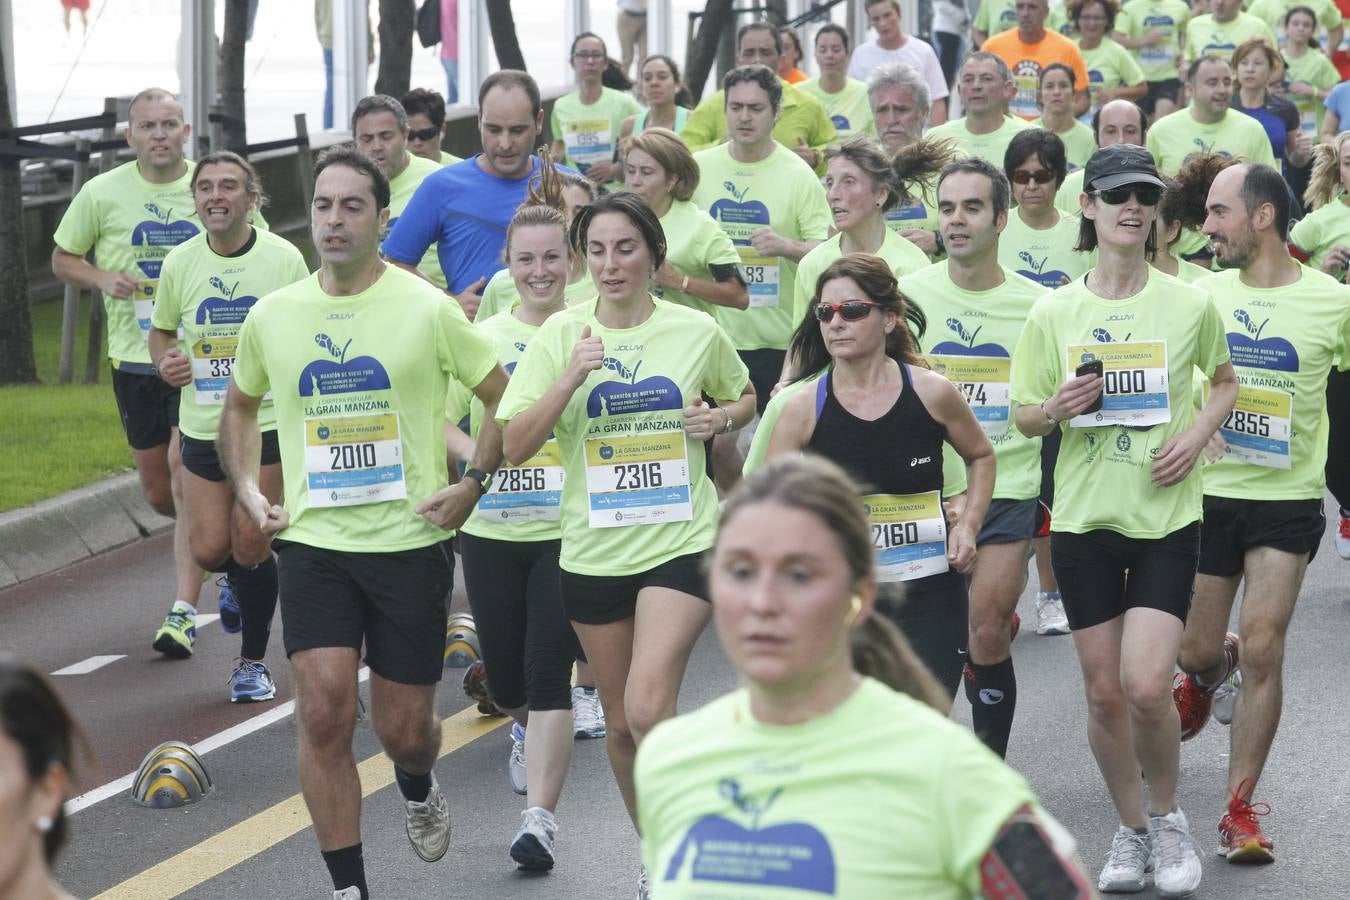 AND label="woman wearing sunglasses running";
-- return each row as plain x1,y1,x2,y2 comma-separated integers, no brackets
764,253,994,701
1010,143,1237,897
999,128,1091,289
